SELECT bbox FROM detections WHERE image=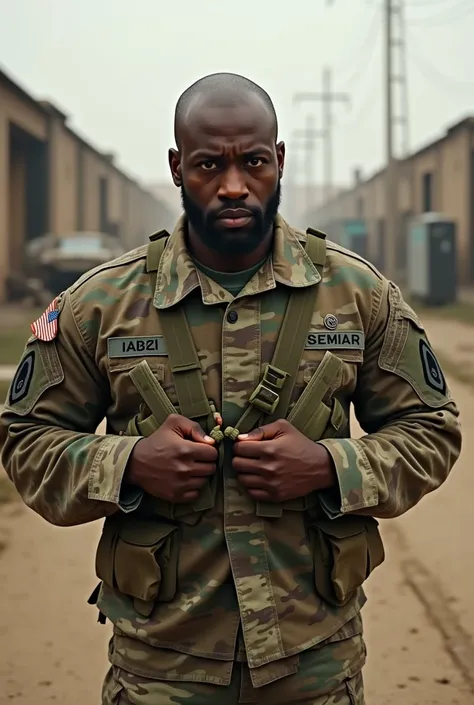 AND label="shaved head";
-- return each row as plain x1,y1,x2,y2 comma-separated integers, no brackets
174,72,278,148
